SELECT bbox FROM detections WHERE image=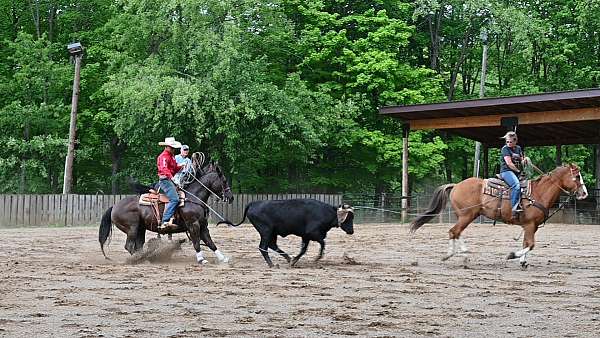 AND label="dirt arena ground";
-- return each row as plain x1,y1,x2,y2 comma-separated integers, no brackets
1,222,600,337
